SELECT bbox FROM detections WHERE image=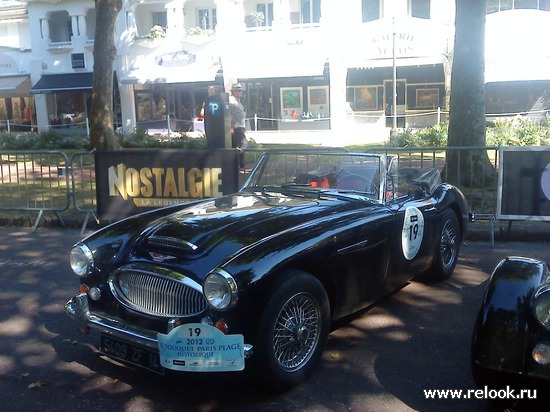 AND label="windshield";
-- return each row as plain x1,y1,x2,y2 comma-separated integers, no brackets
242,152,385,202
